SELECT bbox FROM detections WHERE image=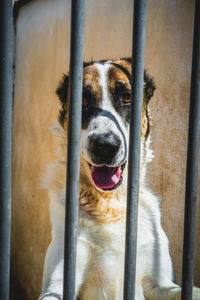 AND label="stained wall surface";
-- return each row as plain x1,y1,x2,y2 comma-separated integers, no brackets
12,0,200,299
